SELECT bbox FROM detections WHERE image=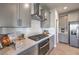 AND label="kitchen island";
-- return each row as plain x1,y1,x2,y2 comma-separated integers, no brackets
0,34,54,55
